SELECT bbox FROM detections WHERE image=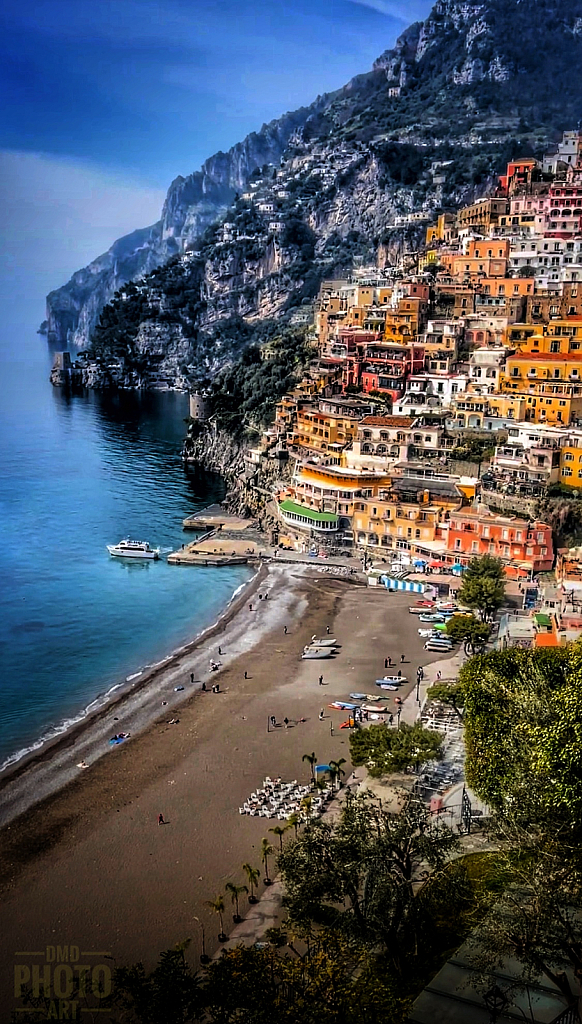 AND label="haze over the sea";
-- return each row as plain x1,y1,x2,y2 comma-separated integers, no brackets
0,0,429,767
